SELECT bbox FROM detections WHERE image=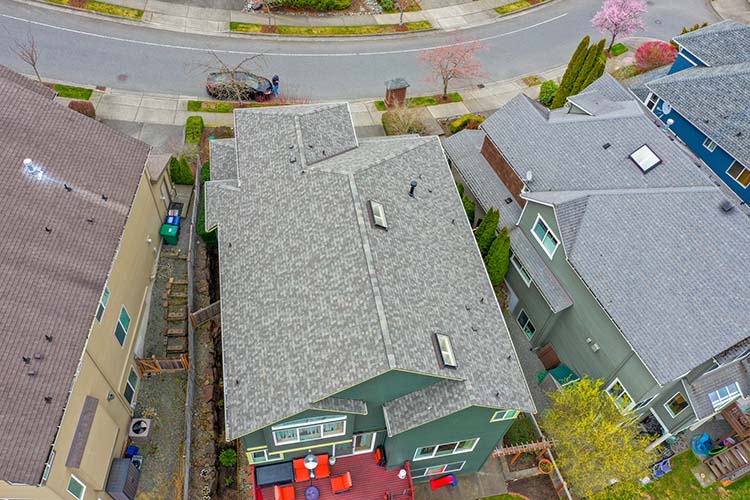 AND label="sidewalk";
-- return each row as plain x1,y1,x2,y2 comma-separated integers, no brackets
711,0,750,23
27,0,556,34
